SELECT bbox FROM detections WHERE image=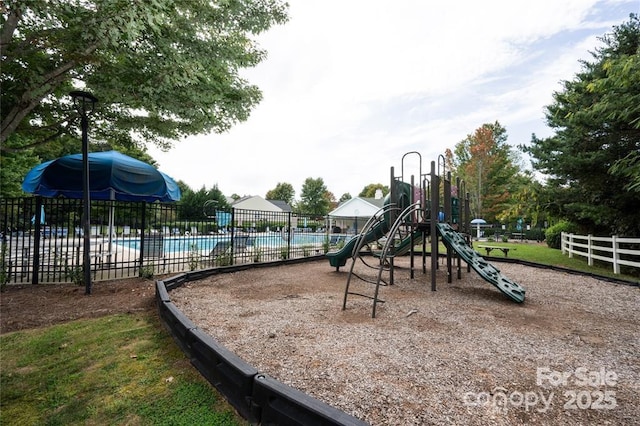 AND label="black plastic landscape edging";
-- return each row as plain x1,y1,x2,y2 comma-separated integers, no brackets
481,256,639,287
189,327,260,423
155,256,369,426
252,373,368,426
